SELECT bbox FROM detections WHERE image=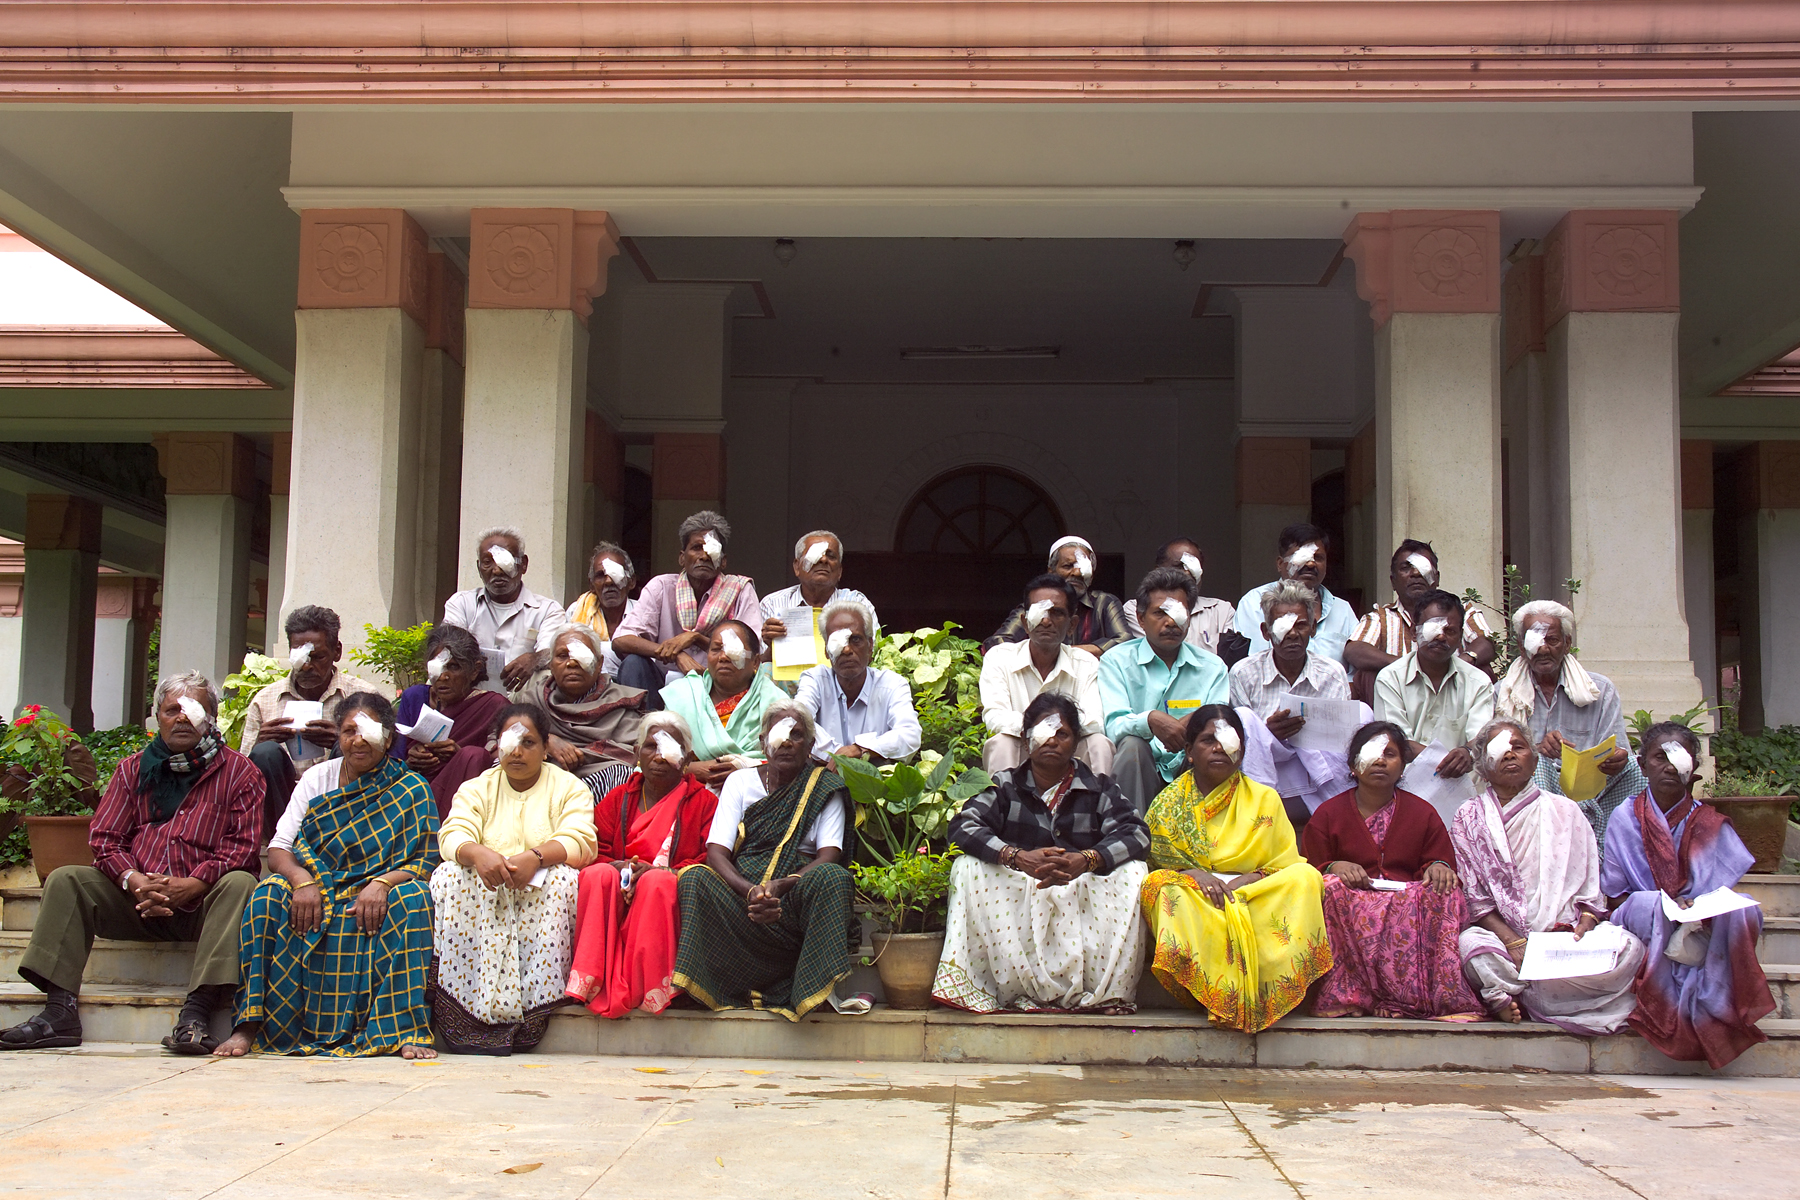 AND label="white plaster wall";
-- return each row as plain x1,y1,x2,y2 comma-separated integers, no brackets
591,283,735,427
1683,508,1717,706
1232,285,1371,437
0,615,19,718
91,617,131,730
1755,509,1800,728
